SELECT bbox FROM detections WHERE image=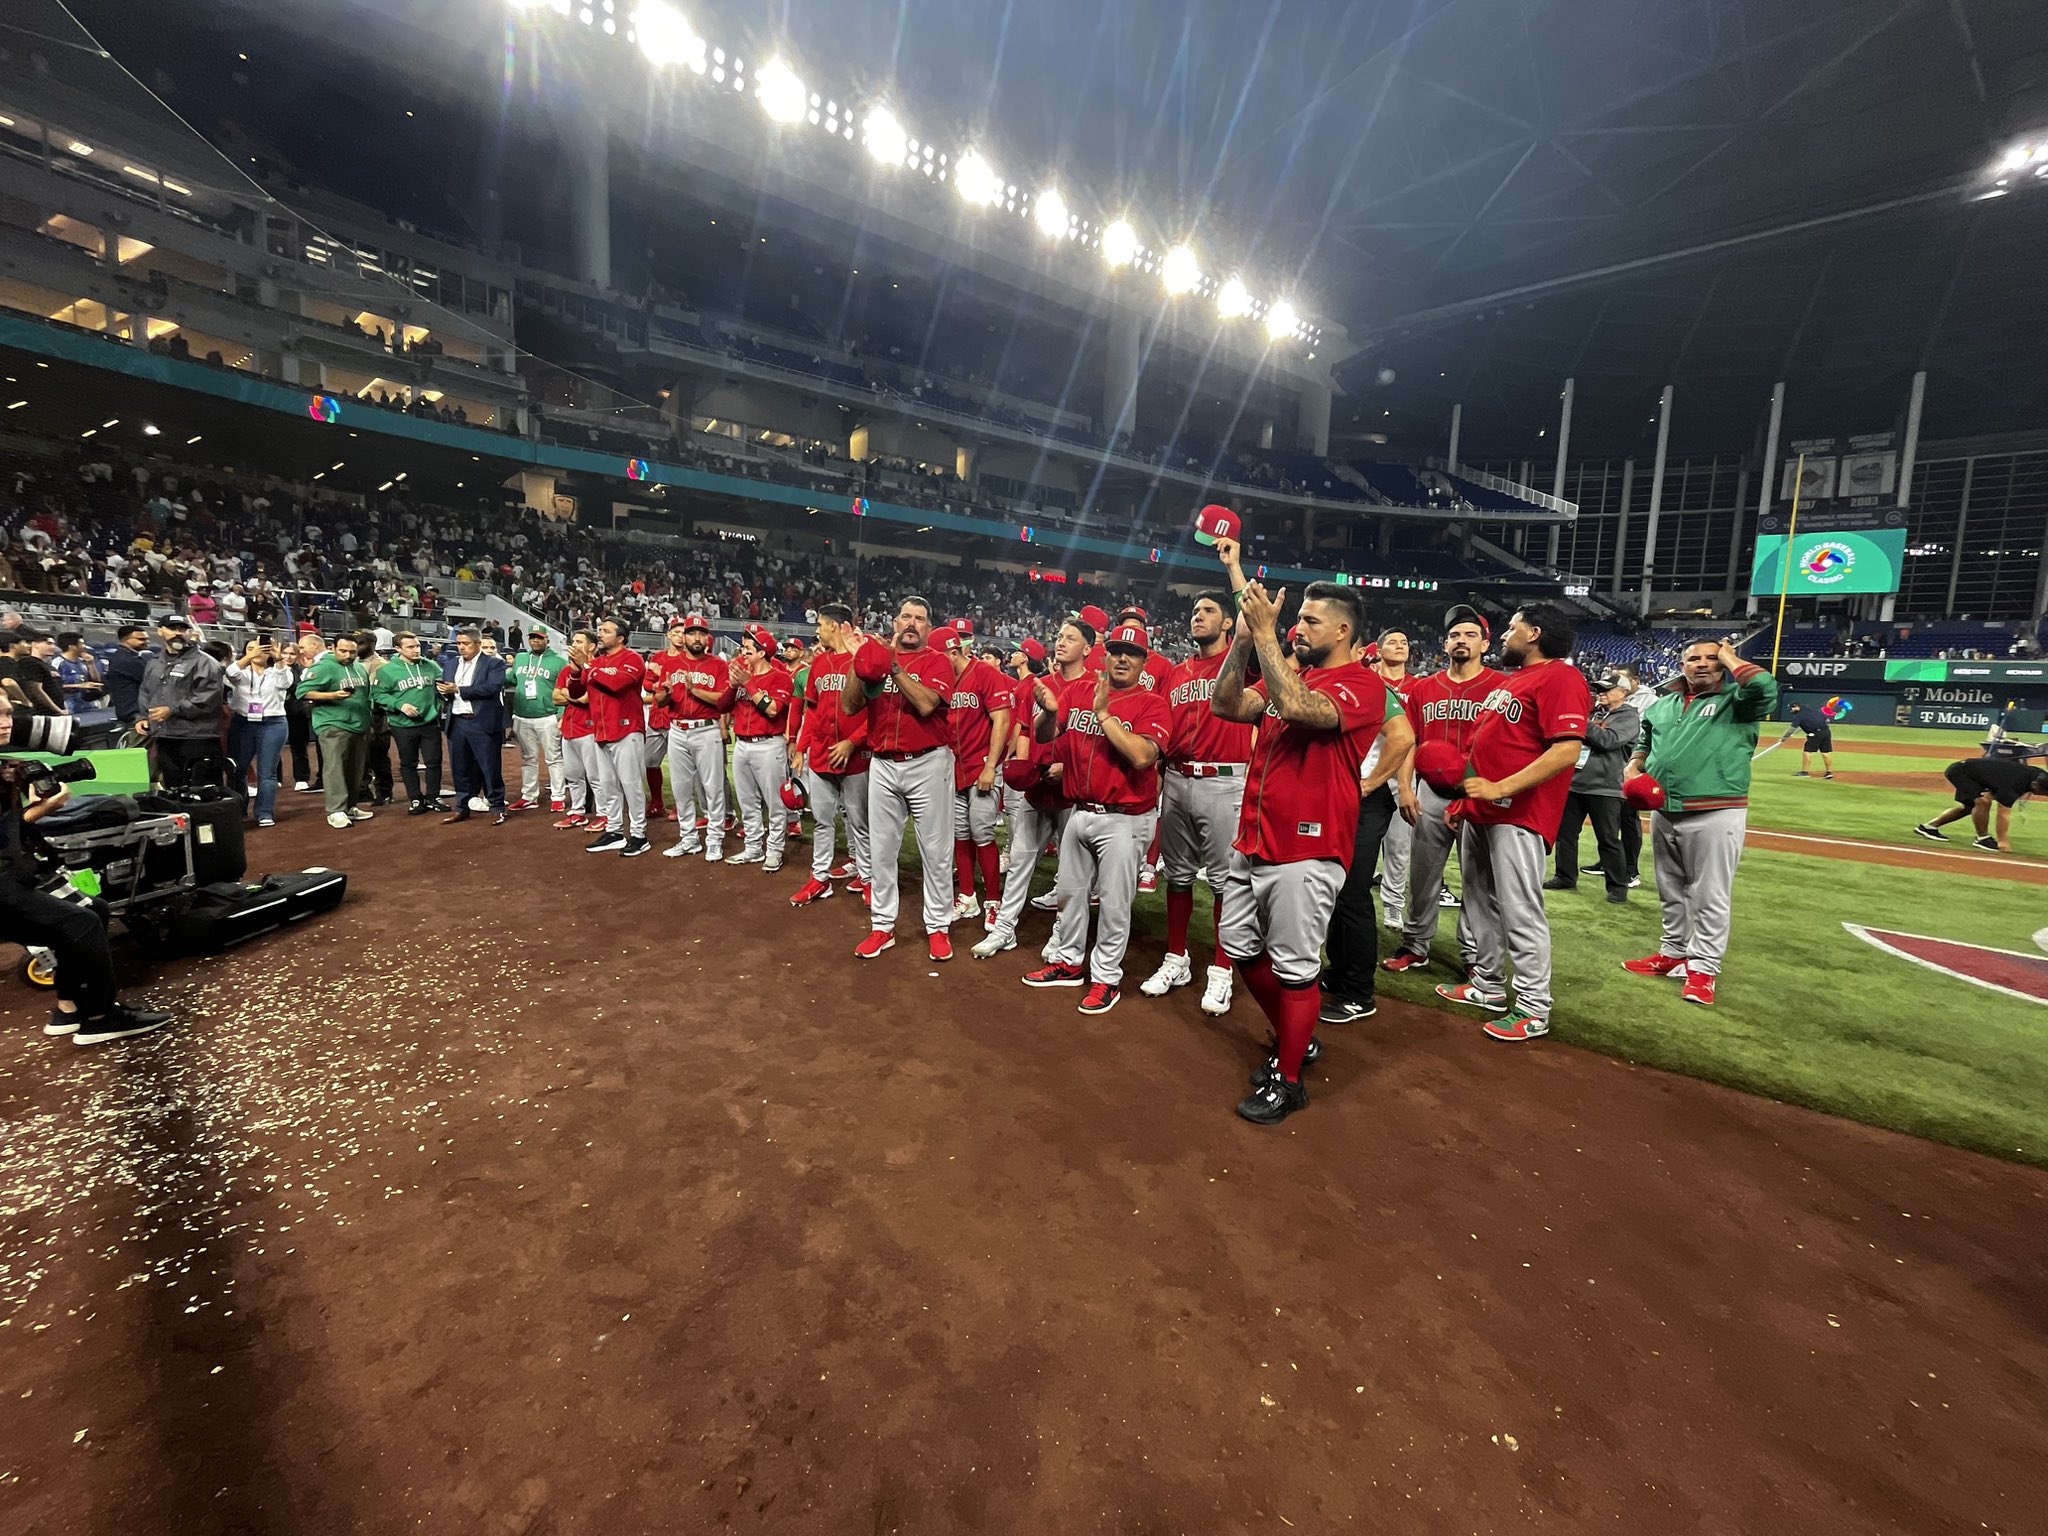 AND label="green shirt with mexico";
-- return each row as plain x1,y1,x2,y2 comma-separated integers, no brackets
508,648,568,719
372,656,444,726
297,654,373,735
